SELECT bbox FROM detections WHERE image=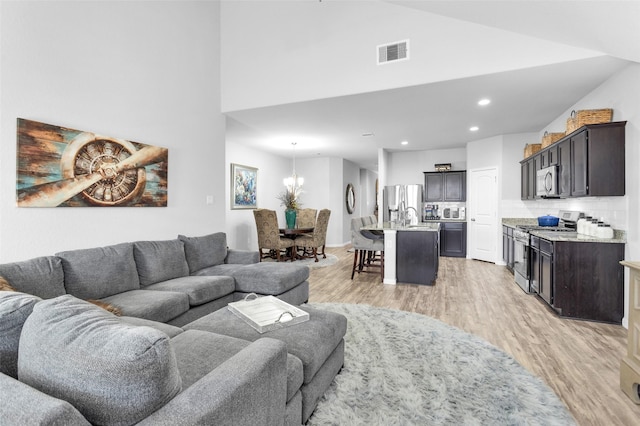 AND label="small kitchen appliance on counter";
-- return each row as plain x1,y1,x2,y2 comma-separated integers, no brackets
424,204,440,220
441,204,466,220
